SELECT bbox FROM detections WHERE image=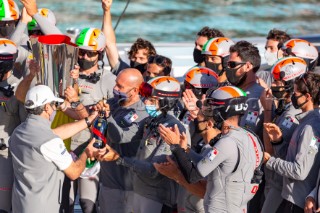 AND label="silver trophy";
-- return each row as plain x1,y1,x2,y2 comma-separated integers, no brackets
30,35,79,97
